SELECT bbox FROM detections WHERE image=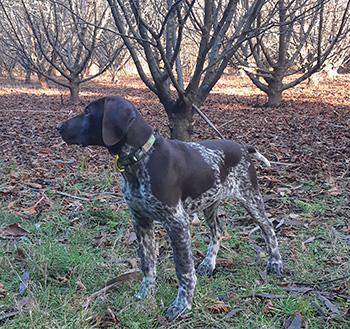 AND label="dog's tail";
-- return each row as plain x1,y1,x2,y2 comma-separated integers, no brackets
246,145,271,168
